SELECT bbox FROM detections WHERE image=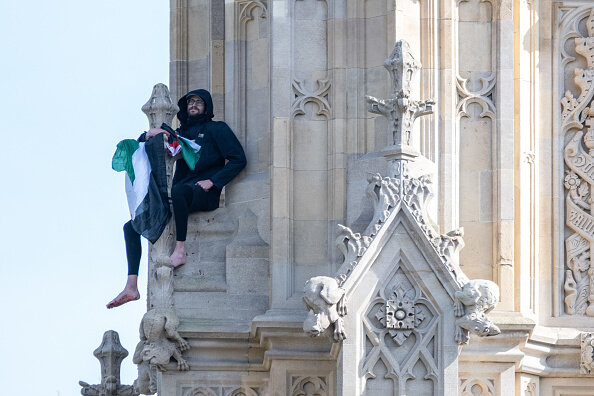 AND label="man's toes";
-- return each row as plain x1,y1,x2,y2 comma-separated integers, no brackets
106,291,139,309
